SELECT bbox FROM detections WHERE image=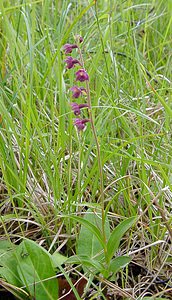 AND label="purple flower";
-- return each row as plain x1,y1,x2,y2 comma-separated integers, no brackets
70,86,87,98
70,103,89,115
74,118,90,131
75,35,83,43
63,43,78,54
76,69,89,82
64,57,80,69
